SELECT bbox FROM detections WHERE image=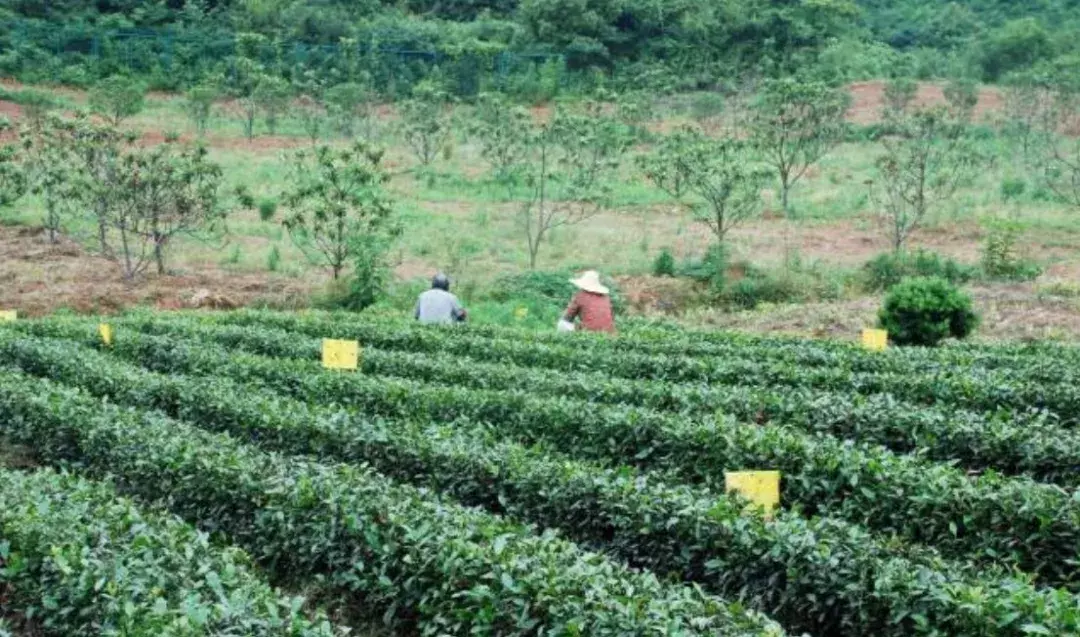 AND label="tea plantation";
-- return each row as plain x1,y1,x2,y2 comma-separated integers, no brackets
3,310,1080,636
